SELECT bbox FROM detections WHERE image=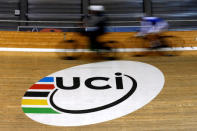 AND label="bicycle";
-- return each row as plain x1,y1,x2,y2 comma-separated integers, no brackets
126,33,185,56
61,38,119,60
